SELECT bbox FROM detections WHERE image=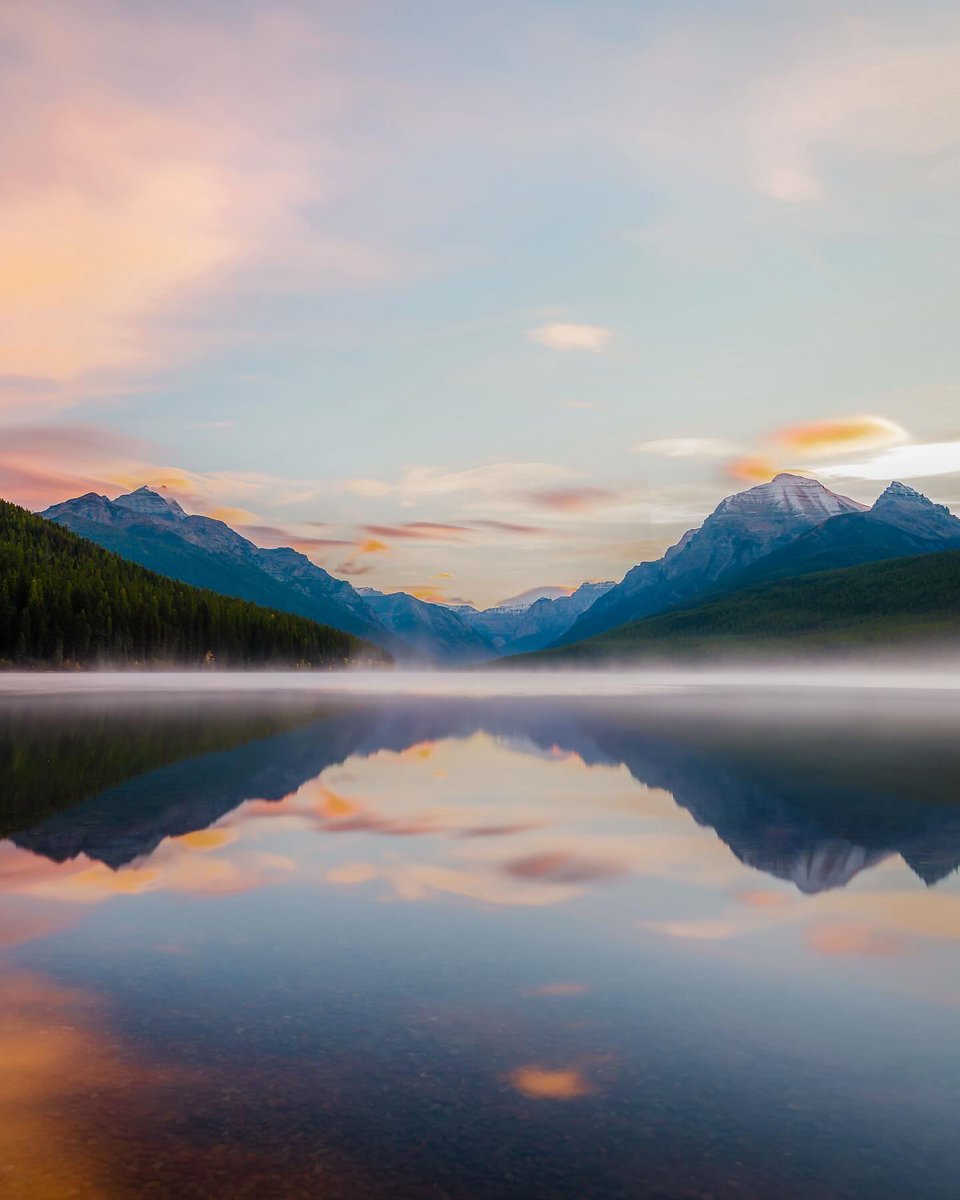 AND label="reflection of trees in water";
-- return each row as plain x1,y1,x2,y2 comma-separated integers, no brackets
5,696,960,891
